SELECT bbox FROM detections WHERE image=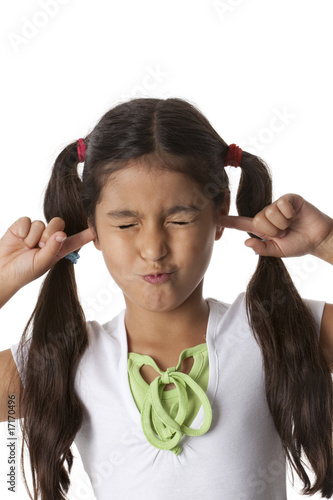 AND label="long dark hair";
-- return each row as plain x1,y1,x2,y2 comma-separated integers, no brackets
15,97,333,498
